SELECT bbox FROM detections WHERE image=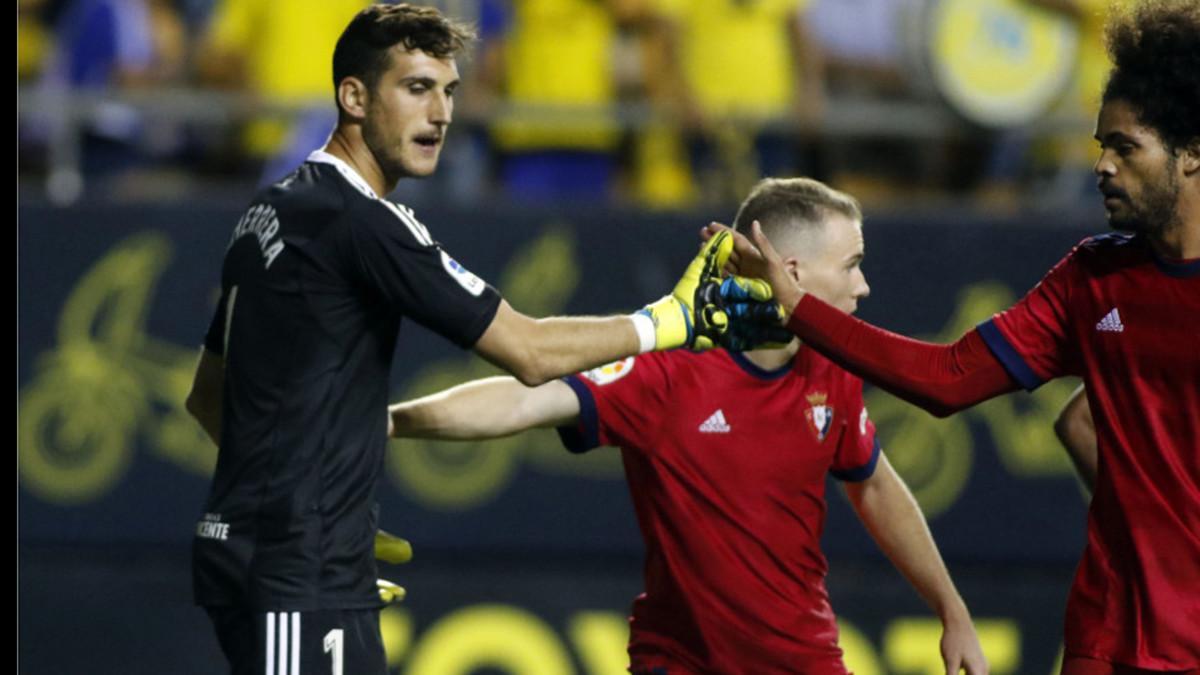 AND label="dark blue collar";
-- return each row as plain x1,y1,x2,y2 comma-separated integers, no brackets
729,351,794,381
1150,249,1200,278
